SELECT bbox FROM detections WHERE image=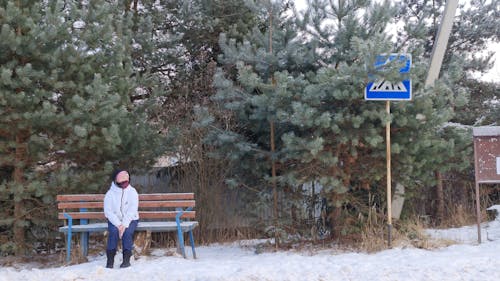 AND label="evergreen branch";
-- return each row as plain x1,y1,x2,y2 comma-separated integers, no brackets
240,182,261,193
